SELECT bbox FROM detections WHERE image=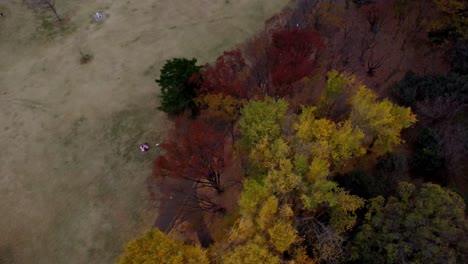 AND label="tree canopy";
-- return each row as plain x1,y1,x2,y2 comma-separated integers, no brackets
238,97,288,149
349,86,417,155
154,118,229,192
118,229,209,264
351,182,468,264
156,58,202,114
